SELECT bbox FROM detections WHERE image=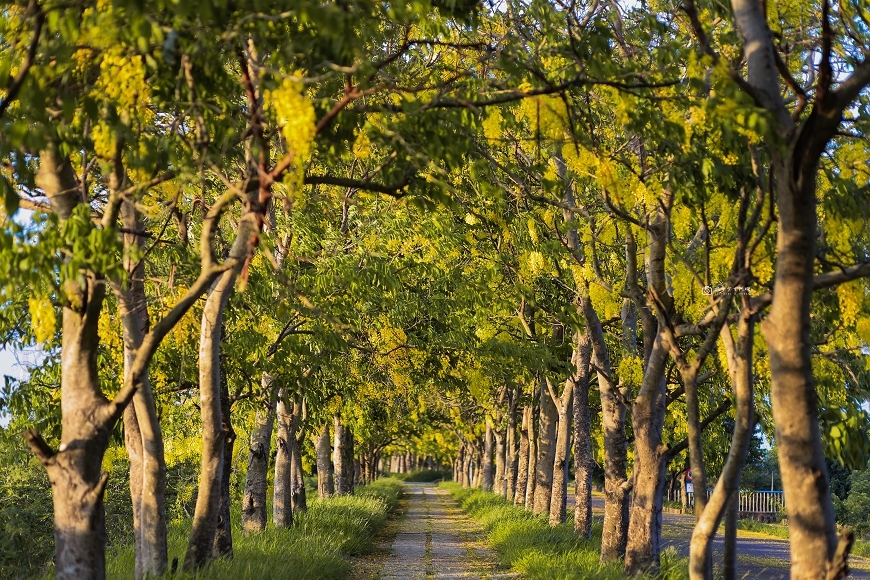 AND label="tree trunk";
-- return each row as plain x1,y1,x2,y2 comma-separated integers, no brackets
213,365,235,558
116,199,168,579
494,428,505,497
514,406,531,505
315,423,334,498
689,313,756,580
624,343,669,575
549,377,573,525
273,391,296,528
525,402,538,508
482,418,495,492
764,168,838,578
25,280,114,580
184,269,236,570
290,434,307,512
571,330,594,537
724,492,738,580
505,391,520,500
533,376,558,516
241,381,276,532
334,415,348,495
